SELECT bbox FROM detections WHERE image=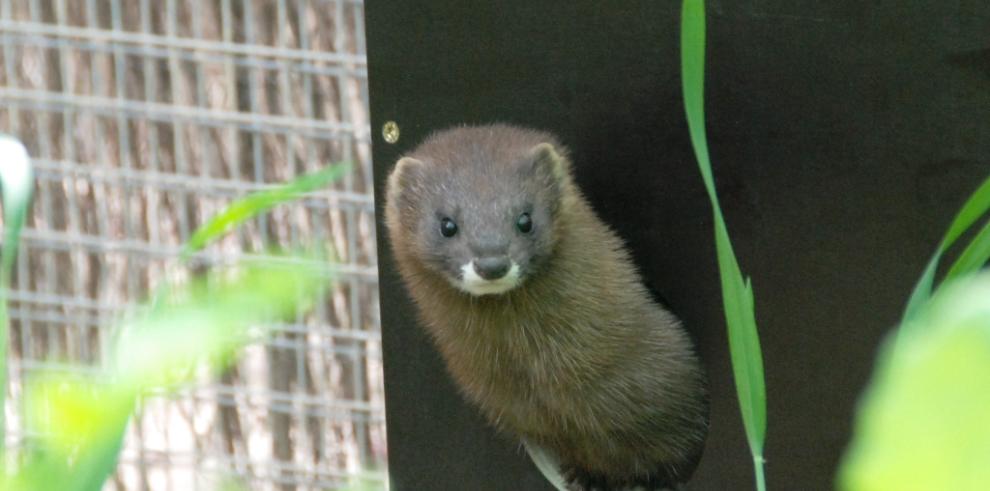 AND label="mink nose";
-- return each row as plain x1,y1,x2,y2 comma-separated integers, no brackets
473,256,510,280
